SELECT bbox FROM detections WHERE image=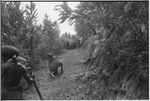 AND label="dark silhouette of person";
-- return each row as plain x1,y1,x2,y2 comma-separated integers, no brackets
1,46,34,100
47,53,63,77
